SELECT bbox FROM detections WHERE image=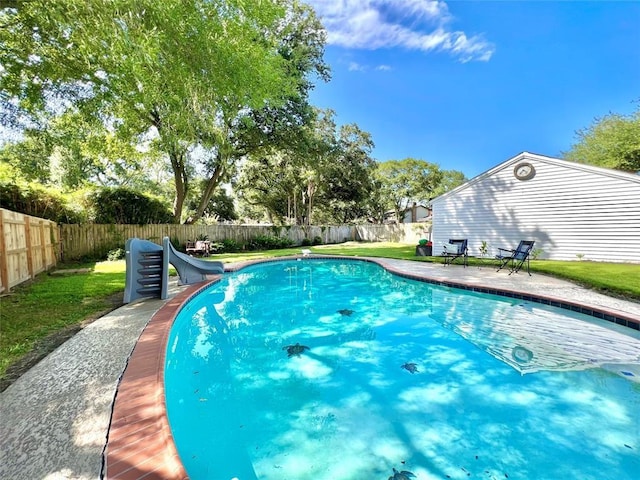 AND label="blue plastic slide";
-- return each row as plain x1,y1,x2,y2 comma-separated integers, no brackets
162,236,224,284
123,237,224,304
